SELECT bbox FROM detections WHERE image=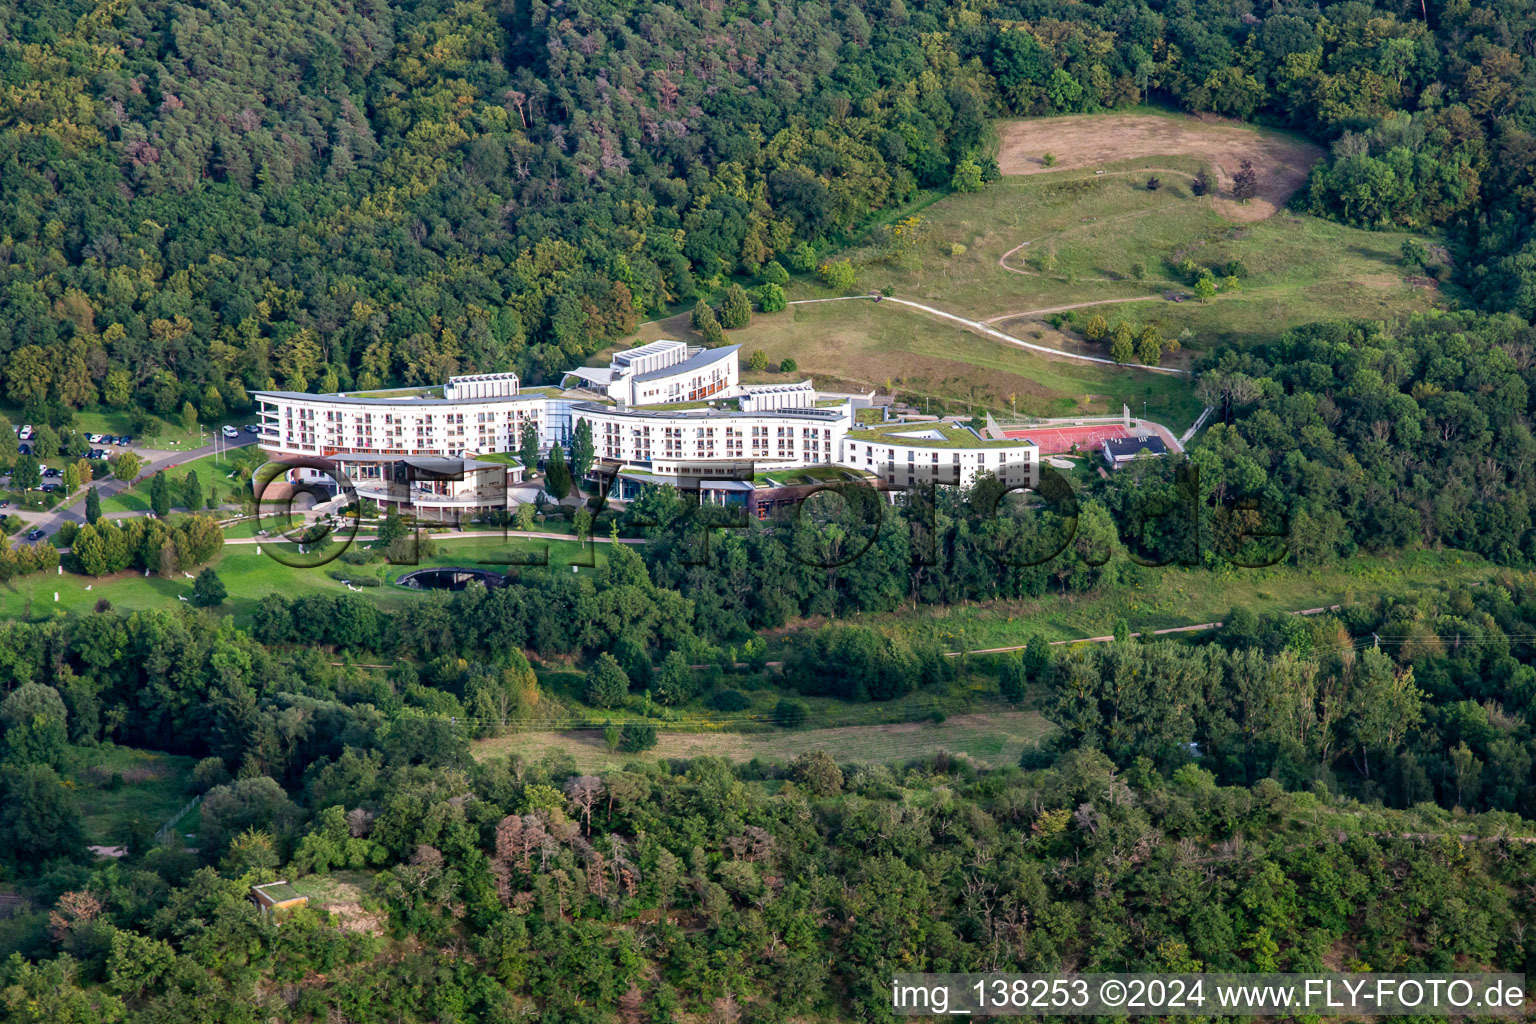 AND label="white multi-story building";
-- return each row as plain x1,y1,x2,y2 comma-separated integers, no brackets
563,341,740,406
254,341,1037,517
841,421,1038,489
